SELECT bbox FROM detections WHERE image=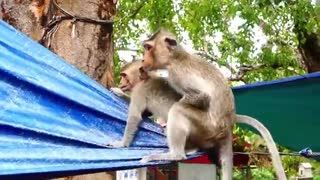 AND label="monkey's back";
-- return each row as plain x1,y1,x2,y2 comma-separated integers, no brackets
170,55,236,122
